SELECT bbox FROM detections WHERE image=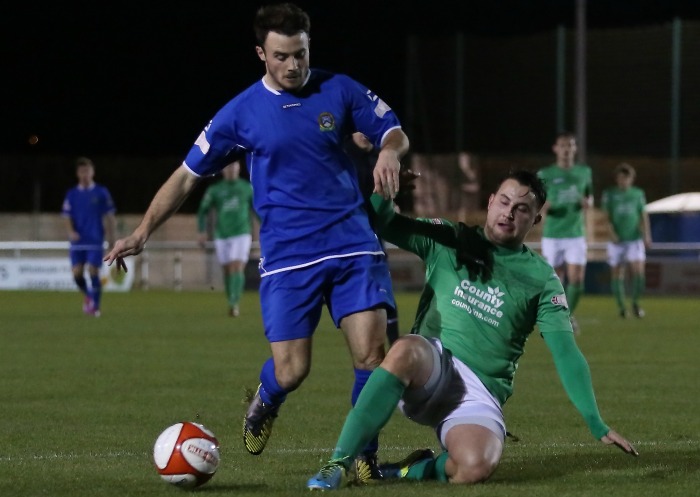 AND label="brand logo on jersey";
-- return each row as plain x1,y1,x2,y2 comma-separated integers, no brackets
551,293,569,308
282,103,301,109
318,112,335,131
453,279,505,320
